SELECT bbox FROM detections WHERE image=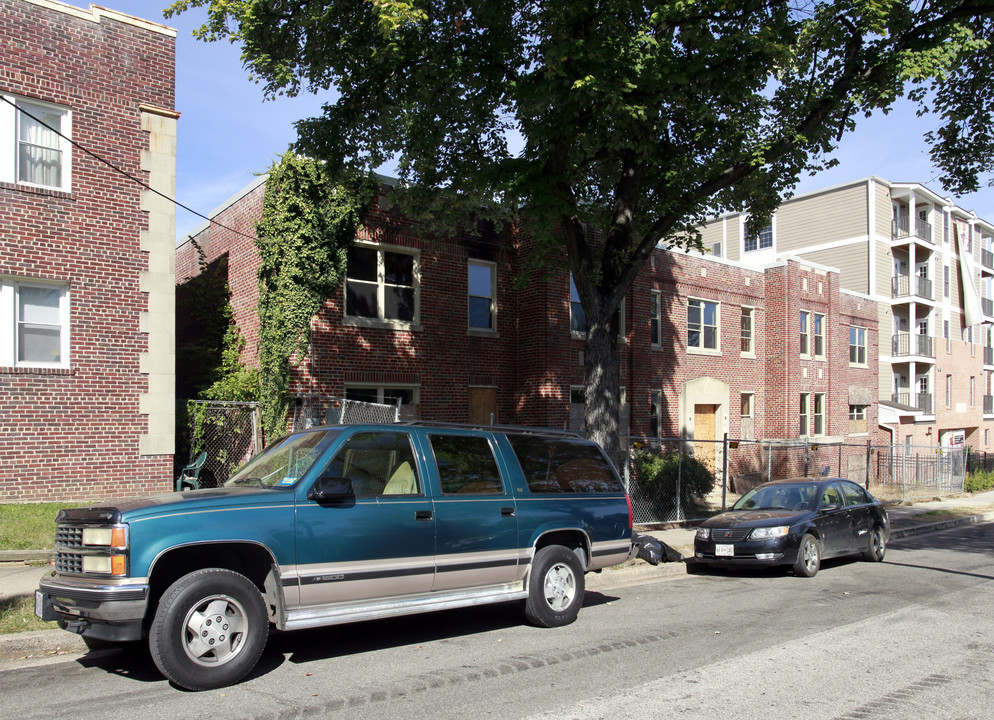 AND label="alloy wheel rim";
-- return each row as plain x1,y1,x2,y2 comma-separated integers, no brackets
181,594,247,667
543,562,576,611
